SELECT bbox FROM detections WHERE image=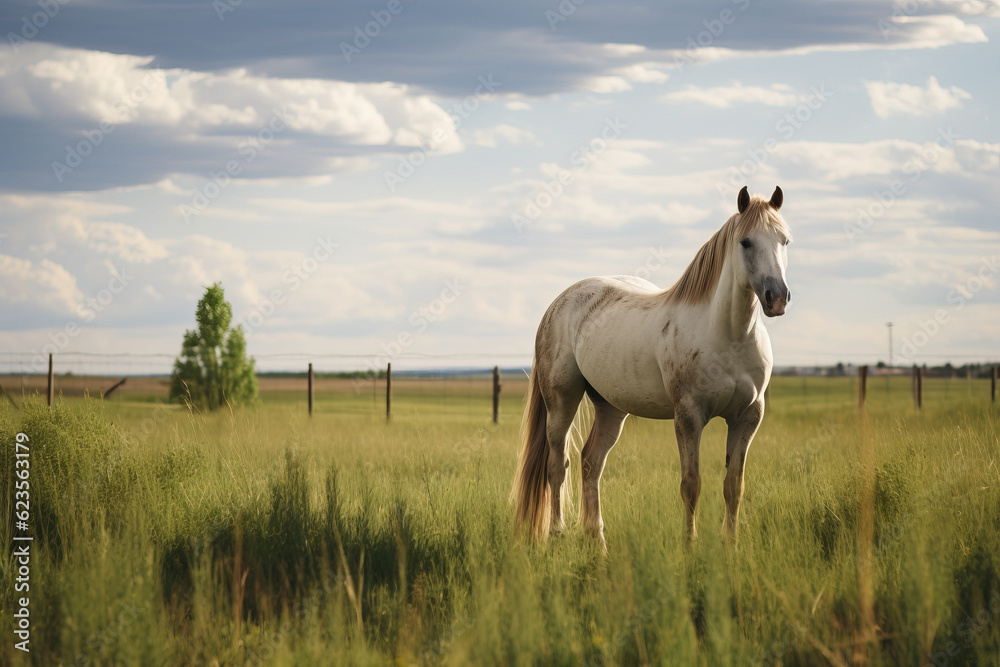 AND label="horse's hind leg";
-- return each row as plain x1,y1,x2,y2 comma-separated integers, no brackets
538,363,585,536
580,390,627,550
